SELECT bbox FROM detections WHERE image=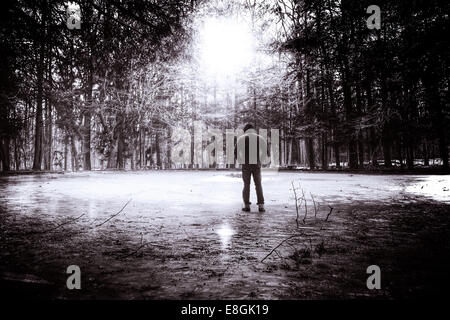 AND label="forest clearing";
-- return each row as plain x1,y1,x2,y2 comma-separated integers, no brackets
1,171,449,299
